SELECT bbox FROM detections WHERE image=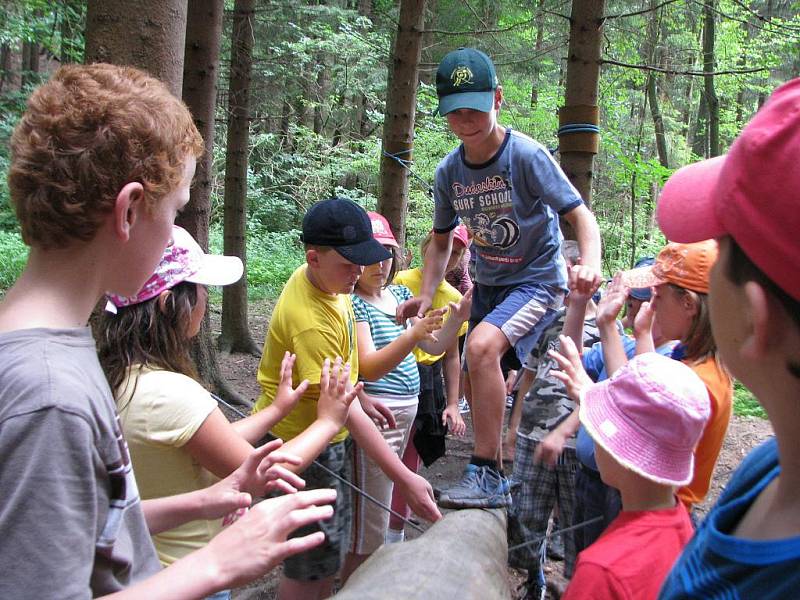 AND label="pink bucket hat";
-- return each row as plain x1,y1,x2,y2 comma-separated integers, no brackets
580,352,711,486
656,77,800,301
368,211,399,248
106,225,243,312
